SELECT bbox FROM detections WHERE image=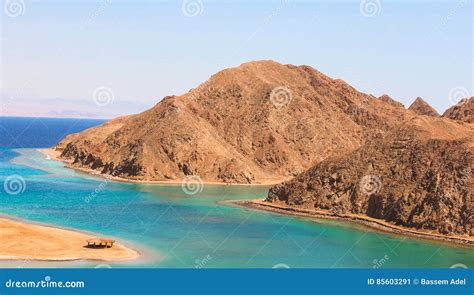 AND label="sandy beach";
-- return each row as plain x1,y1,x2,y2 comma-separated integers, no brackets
0,217,139,262
38,148,283,186
231,199,474,247
41,148,474,247
39,148,62,162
